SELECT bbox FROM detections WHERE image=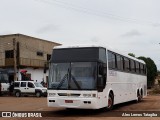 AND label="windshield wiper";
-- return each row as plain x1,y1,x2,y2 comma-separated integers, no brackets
71,75,81,90
56,68,81,90
56,74,68,89
57,69,69,89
